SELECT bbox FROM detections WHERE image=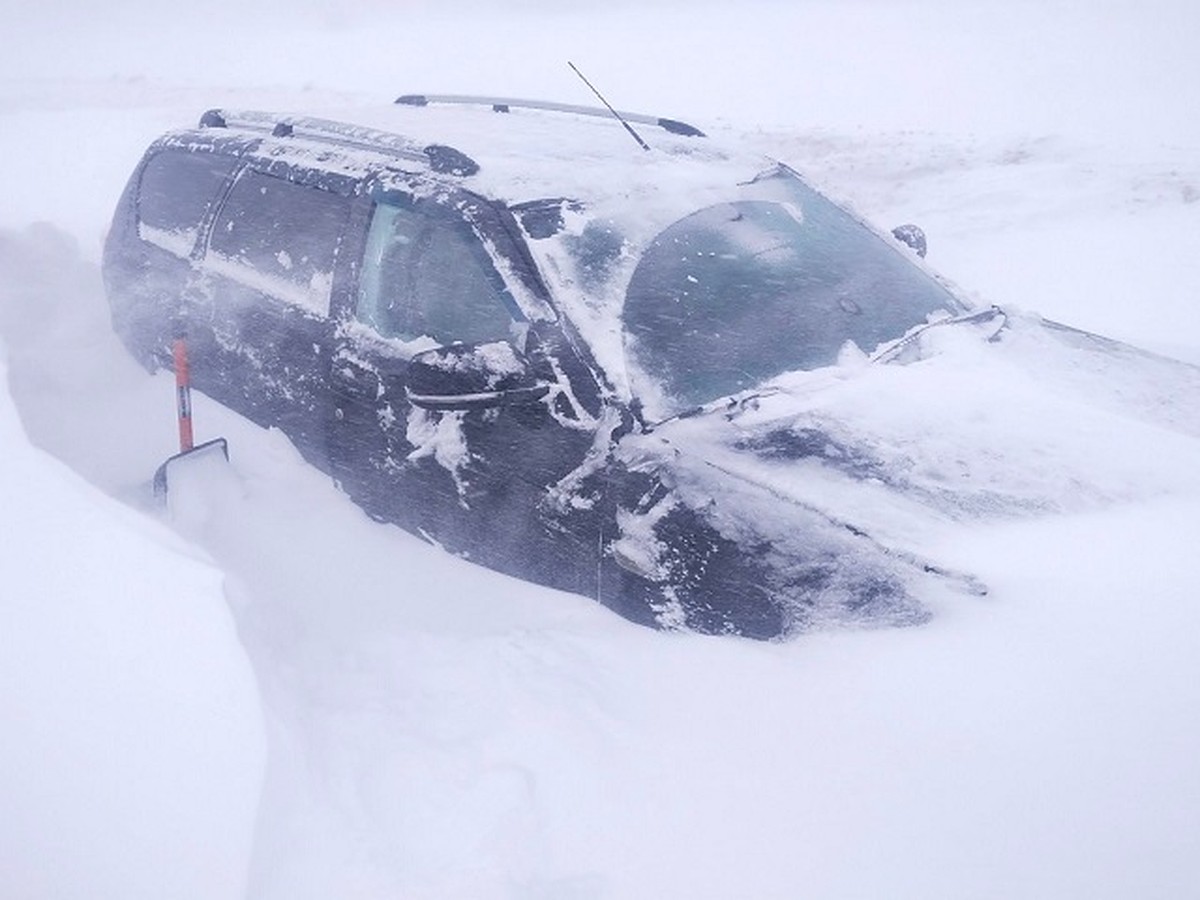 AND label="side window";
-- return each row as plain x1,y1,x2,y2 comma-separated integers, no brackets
356,200,519,346
137,150,236,256
208,169,352,315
